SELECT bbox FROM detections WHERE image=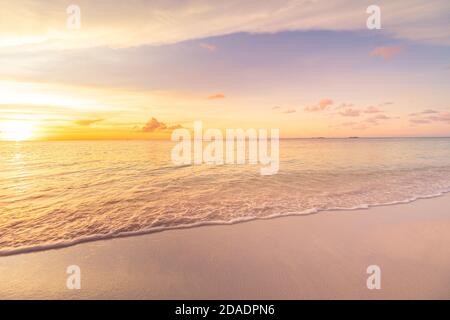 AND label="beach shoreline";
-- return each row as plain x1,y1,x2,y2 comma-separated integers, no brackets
1,194,450,299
